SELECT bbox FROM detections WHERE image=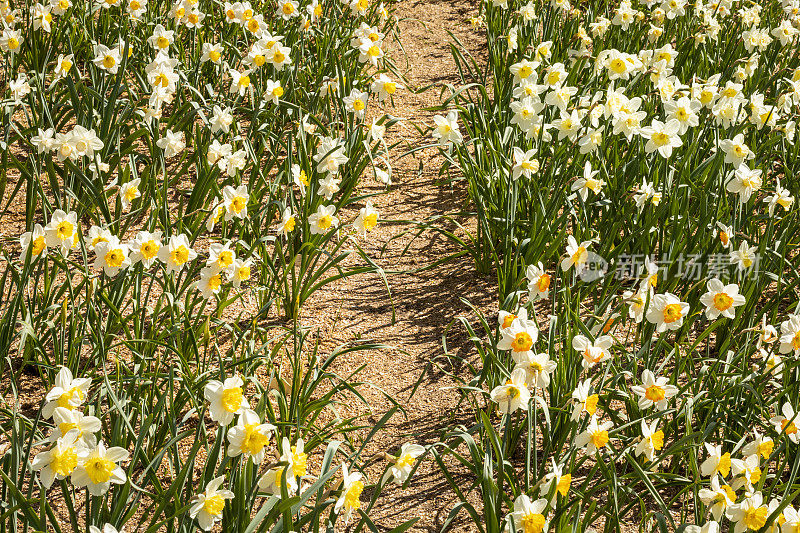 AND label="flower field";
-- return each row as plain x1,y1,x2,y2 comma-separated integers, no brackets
0,0,799,531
